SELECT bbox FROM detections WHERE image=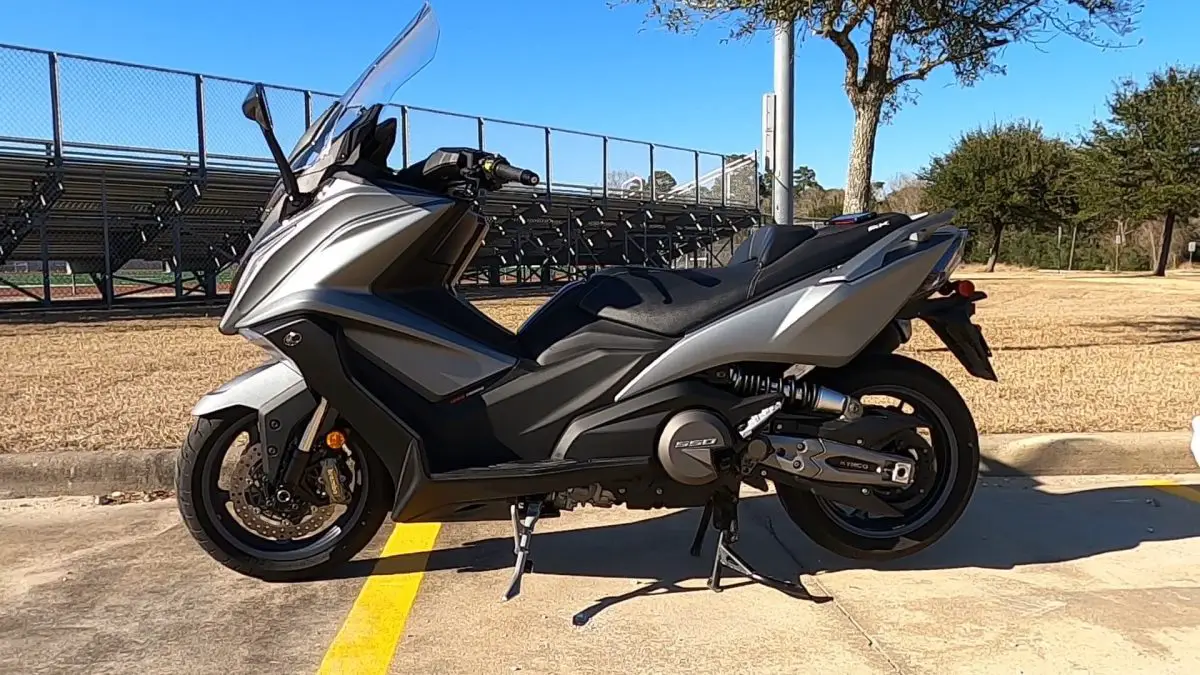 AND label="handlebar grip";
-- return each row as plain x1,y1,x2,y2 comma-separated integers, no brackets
493,162,540,186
